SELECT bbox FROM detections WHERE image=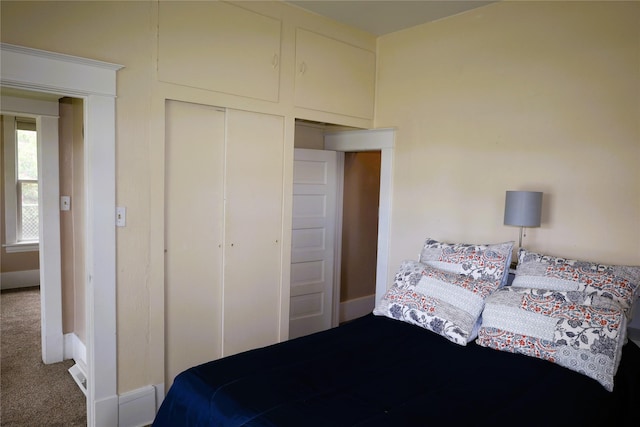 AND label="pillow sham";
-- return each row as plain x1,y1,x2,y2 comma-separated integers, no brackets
476,286,627,391
374,260,501,345
512,249,640,321
419,238,514,288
